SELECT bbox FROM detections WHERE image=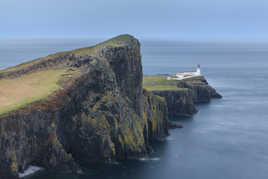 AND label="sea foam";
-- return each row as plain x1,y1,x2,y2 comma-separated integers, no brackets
19,166,43,178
